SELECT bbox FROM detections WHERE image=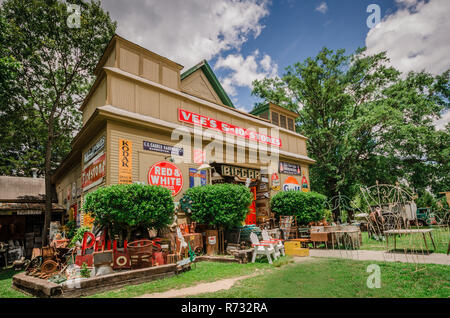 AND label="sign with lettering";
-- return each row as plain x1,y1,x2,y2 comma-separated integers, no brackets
189,168,207,187
220,164,261,180
178,108,282,147
82,152,106,191
279,161,301,175
301,176,309,192
143,141,184,156
148,161,183,196
282,176,301,192
84,136,105,164
119,139,132,184
271,172,281,191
